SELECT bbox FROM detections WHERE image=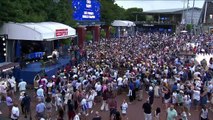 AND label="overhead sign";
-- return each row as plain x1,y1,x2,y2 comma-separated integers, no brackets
56,29,68,37
72,0,100,21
